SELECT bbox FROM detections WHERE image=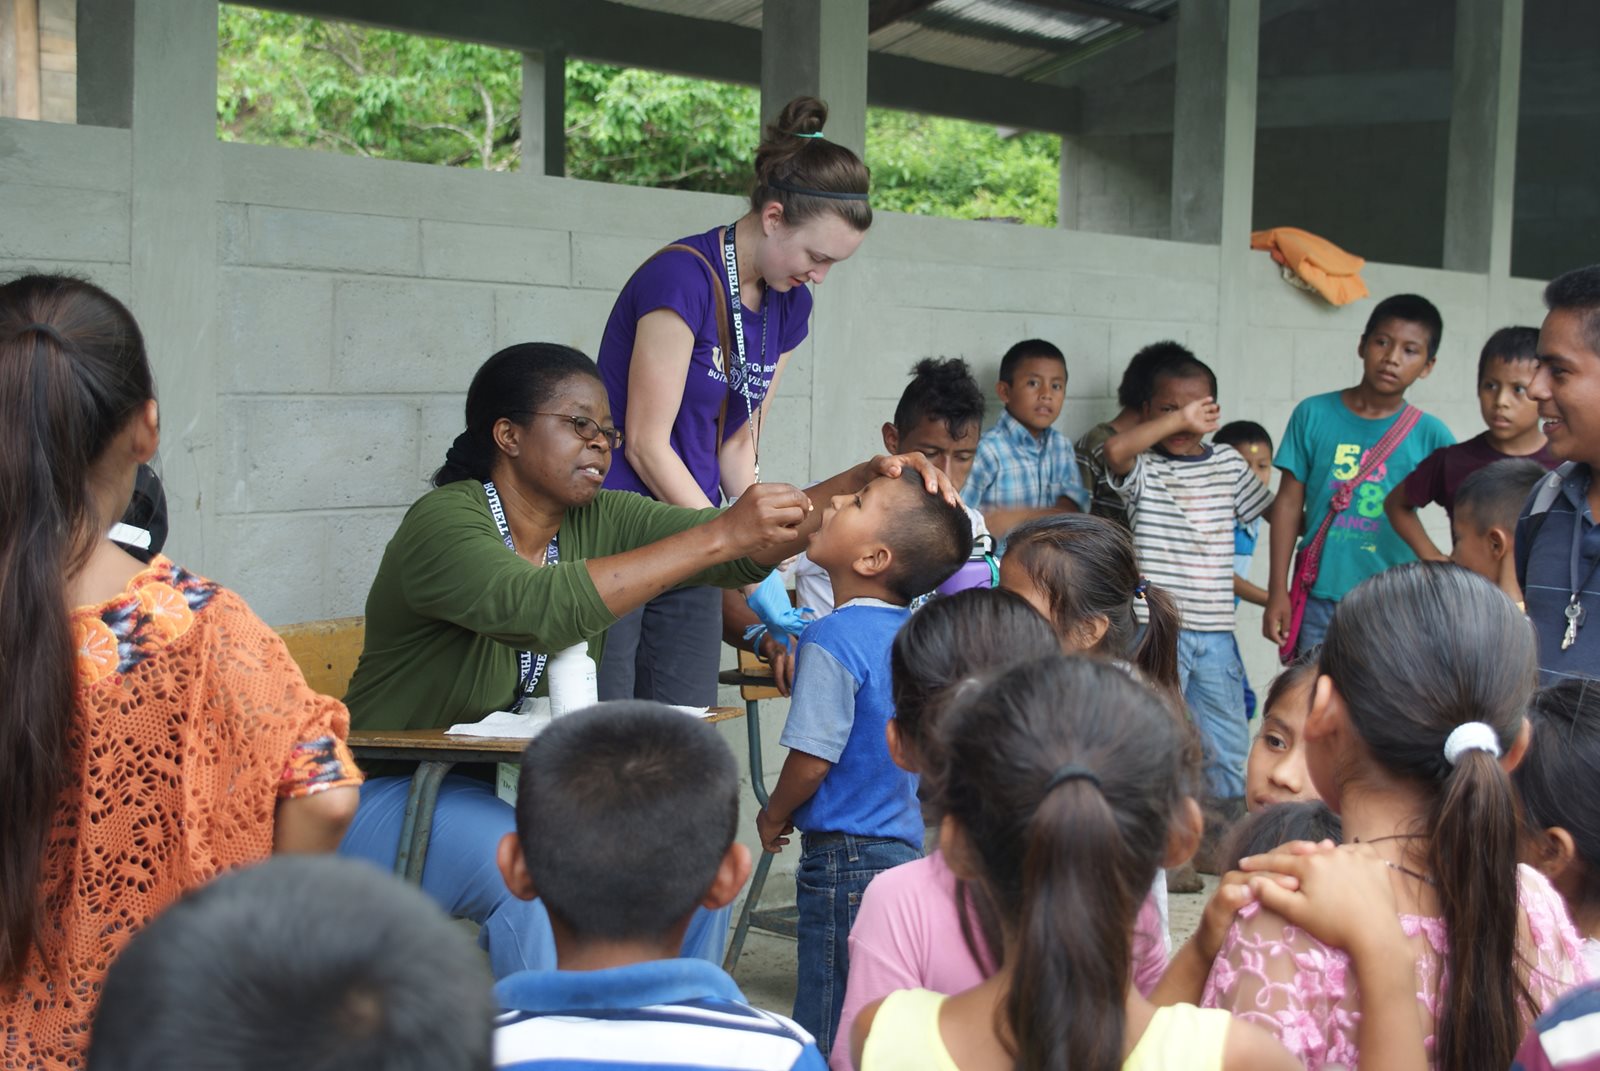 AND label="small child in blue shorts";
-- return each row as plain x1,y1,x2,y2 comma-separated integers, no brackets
756,473,972,1056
